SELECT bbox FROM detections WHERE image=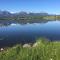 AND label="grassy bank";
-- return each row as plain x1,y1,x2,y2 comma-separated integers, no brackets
0,15,60,21
0,38,60,60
